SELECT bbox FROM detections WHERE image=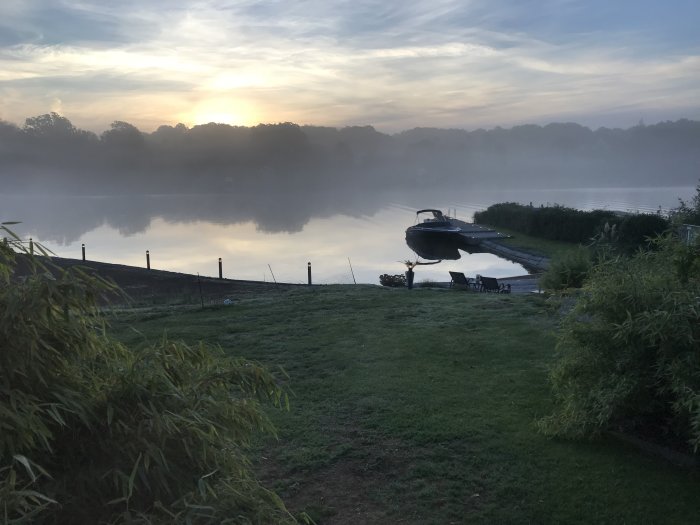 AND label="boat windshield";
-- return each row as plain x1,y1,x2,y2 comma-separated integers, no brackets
415,209,448,224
